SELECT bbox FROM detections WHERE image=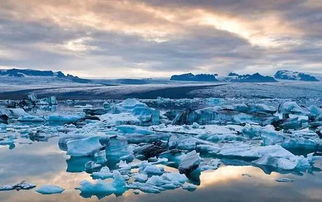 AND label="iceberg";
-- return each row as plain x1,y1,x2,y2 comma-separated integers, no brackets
100,113,140,125
115,99,160,125
141,164,164,176
91,167,114,179
77,171,127,199
275,178,294,183
17,115,45,123
182,183,197,191
178,151,201,175
0,181,36,191
85,161,101,172
2,96,322,197
8,108,30,118
252,146,313,170
278,102,308,117
129,172,188,193
66,136,105,157
38,96,57,106
36,185,64,194
46,114,85,125
105,136,134,166
133,173,148,182
134,141,167,159
116,125,154,135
